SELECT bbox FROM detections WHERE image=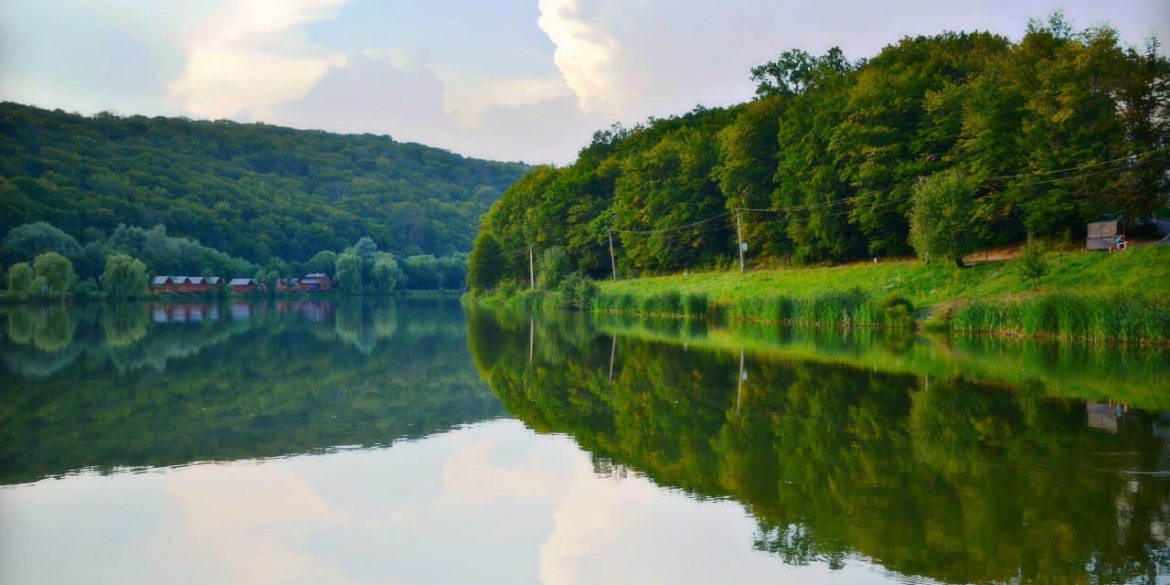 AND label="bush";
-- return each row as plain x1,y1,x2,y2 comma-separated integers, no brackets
1016,234,1049,290
557,272,598,310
